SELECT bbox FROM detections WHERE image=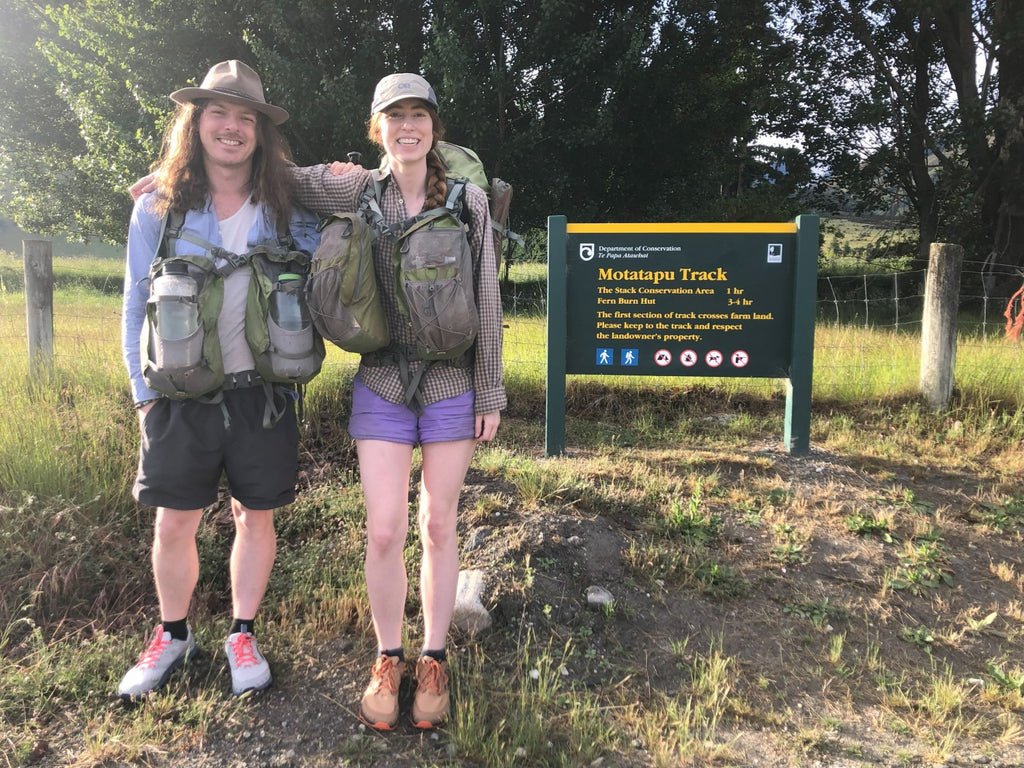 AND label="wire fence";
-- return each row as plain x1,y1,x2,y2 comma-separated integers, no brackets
1,254,1022,405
